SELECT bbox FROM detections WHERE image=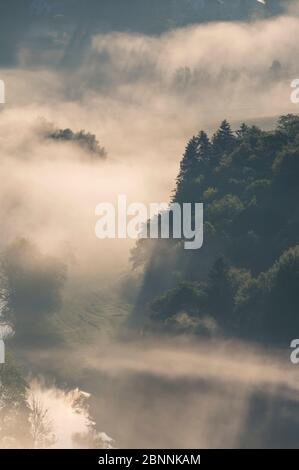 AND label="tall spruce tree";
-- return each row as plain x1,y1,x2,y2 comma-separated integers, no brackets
197,130,212,162
174,136,199,203
212,120,235,160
